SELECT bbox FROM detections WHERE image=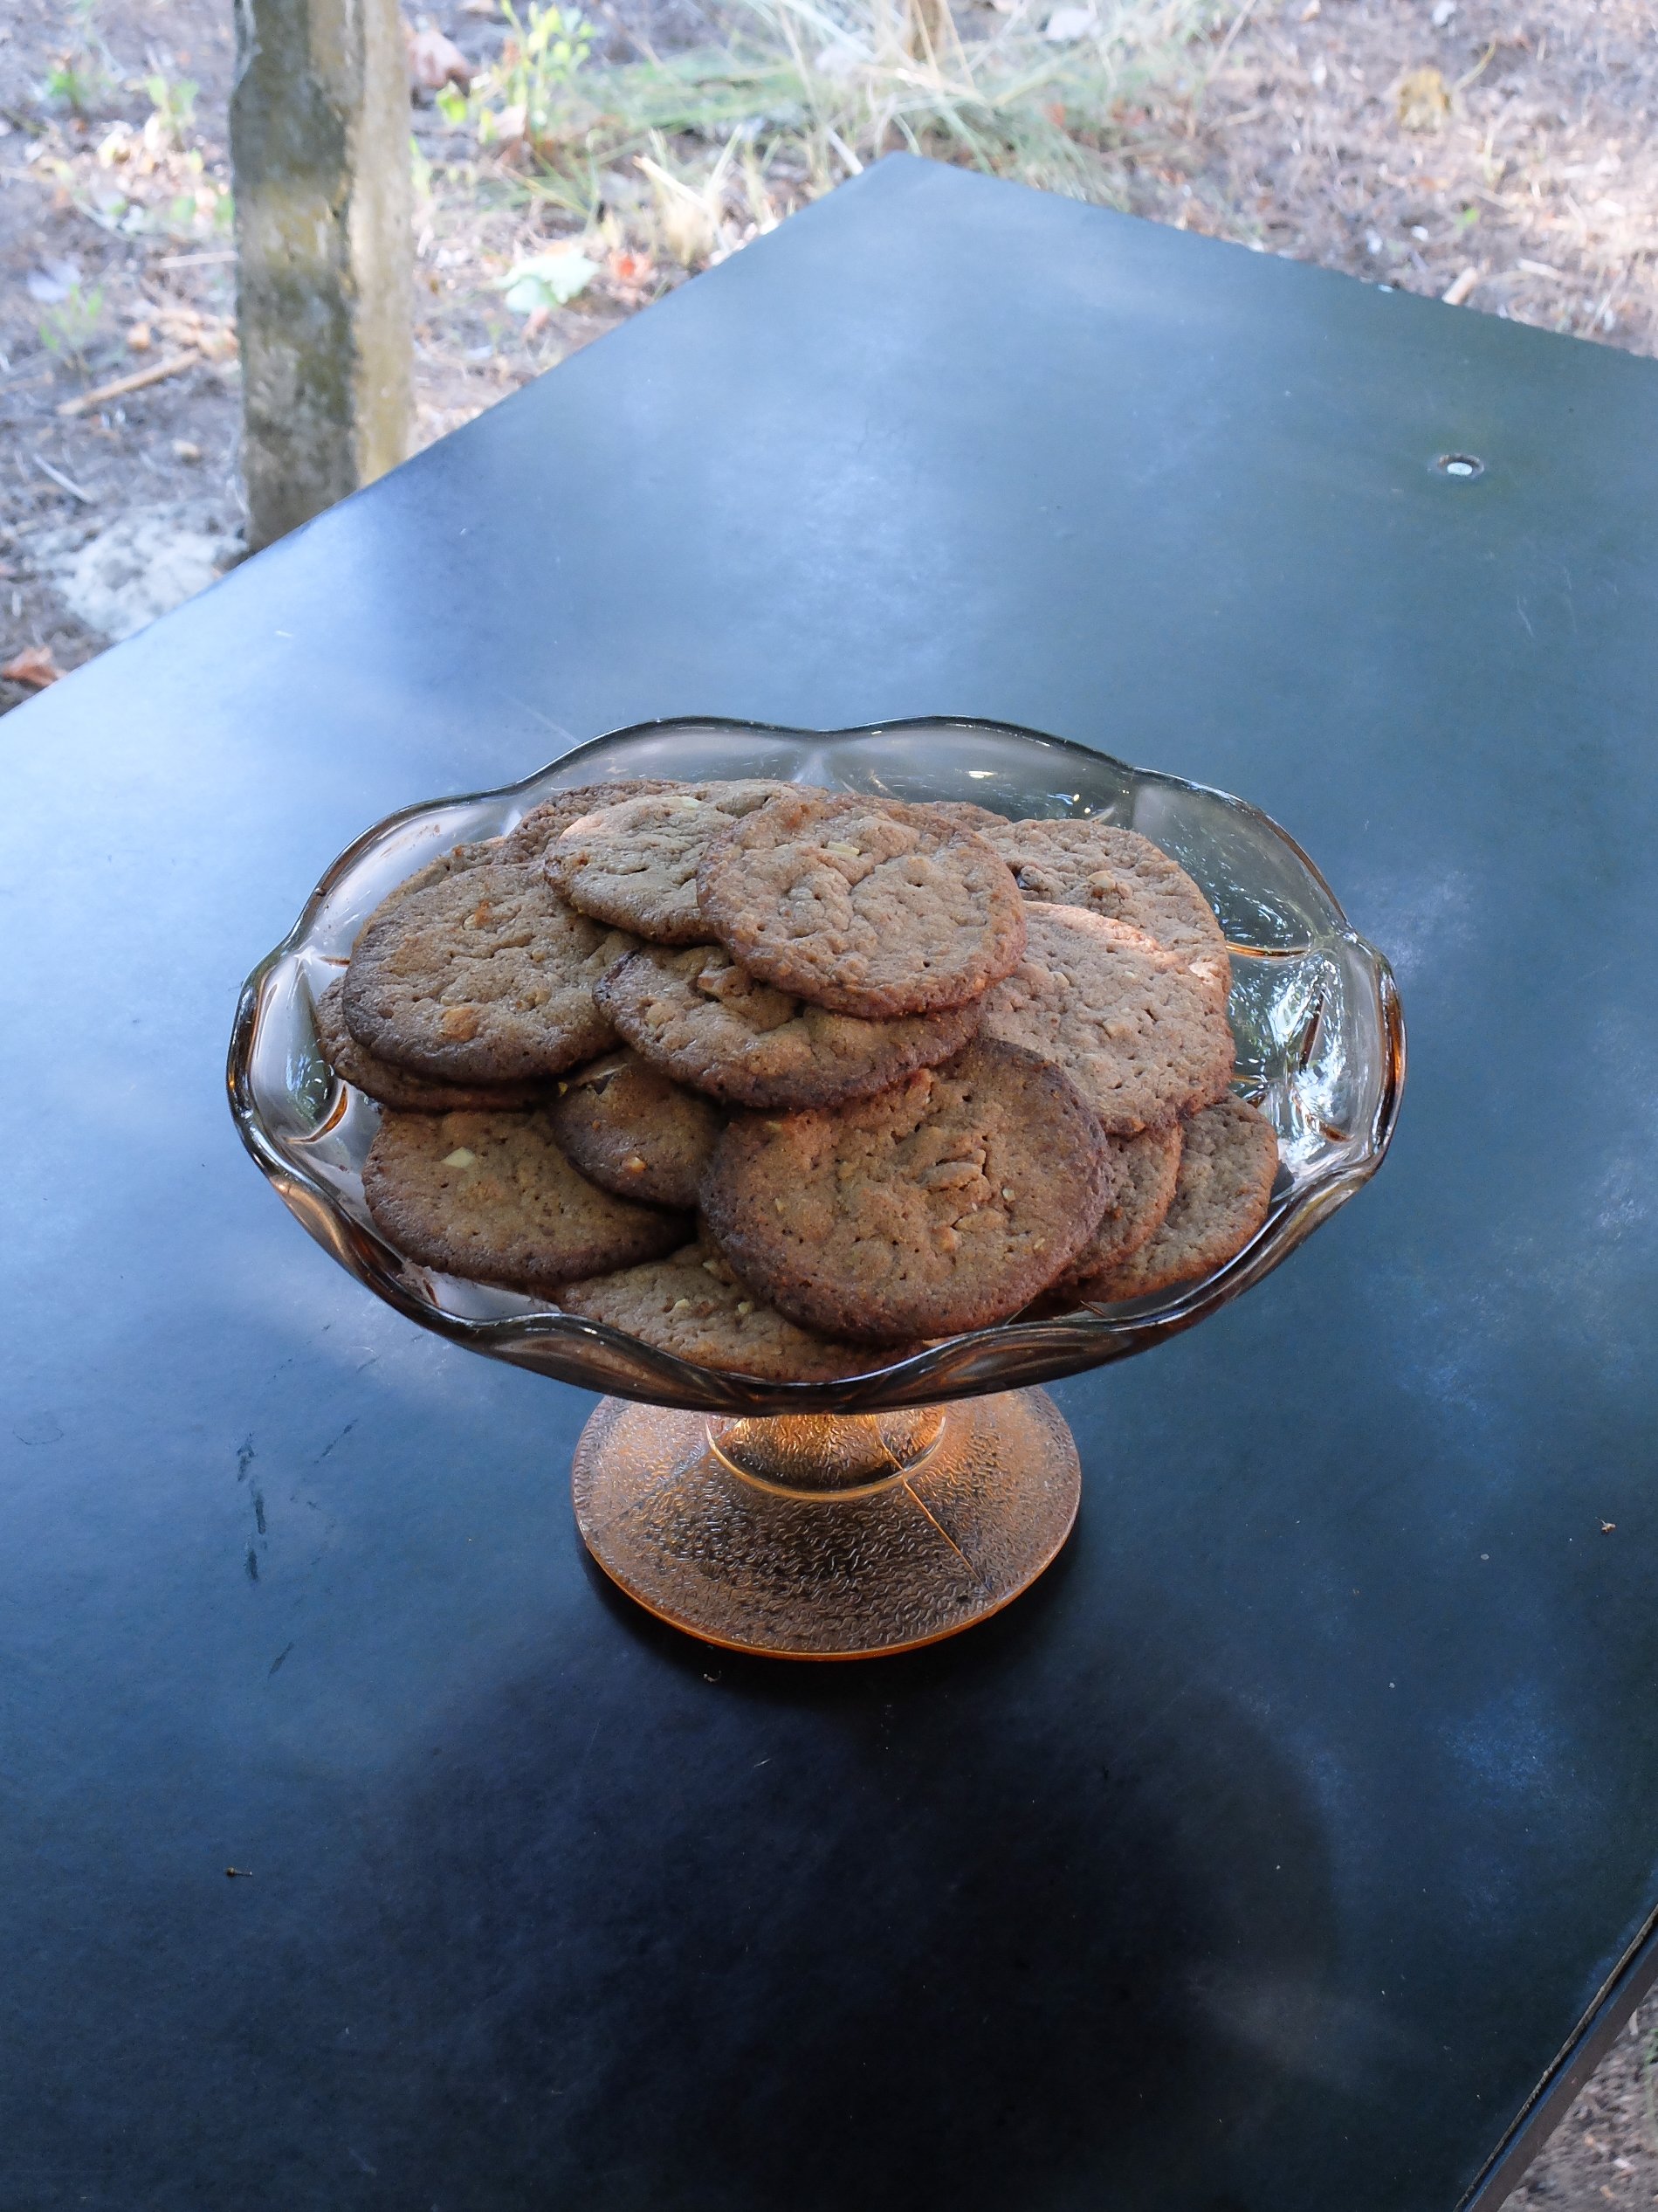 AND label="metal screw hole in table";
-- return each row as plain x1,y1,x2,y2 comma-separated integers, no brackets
1436,451,1485,478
